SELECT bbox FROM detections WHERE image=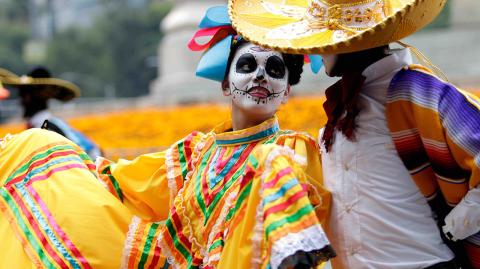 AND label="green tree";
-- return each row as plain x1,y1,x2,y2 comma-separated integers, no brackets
0,0,29,23
46,1,172,97
0,24,30,73
0,0,30,74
